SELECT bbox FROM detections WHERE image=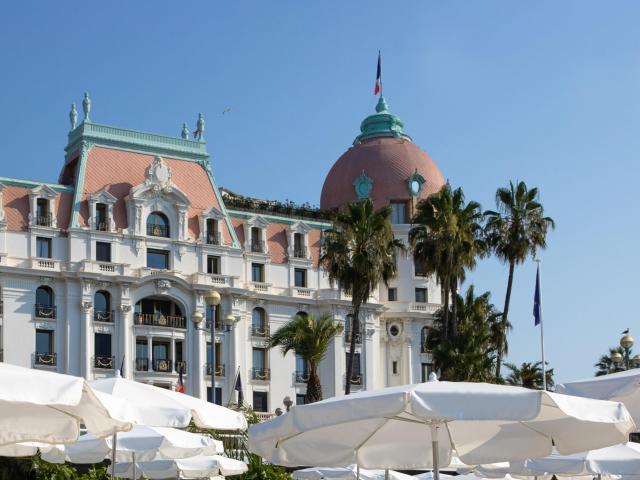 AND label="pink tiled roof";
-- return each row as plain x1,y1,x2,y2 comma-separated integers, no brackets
320,137,445,211
2,185,73,231
81,147,231,242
